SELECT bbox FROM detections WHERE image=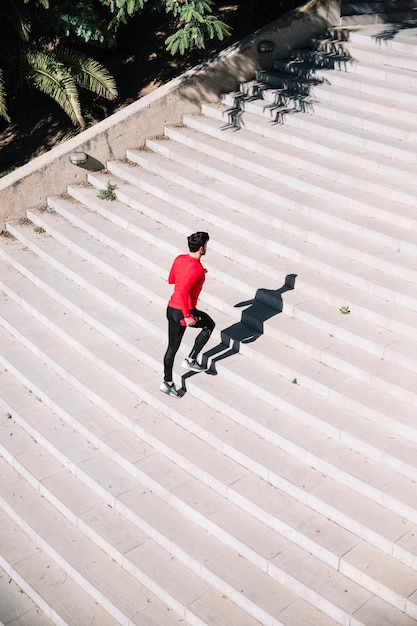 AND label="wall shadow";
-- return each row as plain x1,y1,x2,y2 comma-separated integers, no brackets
202,273,297,375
